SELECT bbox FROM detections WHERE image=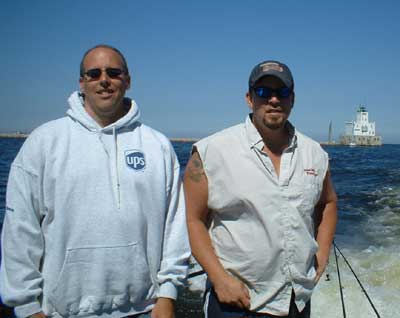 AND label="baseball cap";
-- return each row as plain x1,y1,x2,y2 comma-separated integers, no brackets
248,60,294,89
